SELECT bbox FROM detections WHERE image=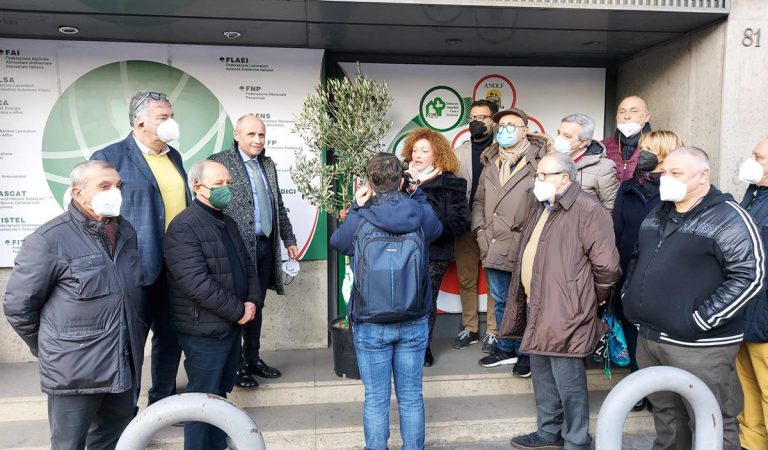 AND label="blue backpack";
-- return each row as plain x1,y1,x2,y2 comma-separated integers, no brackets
350,218,428,323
